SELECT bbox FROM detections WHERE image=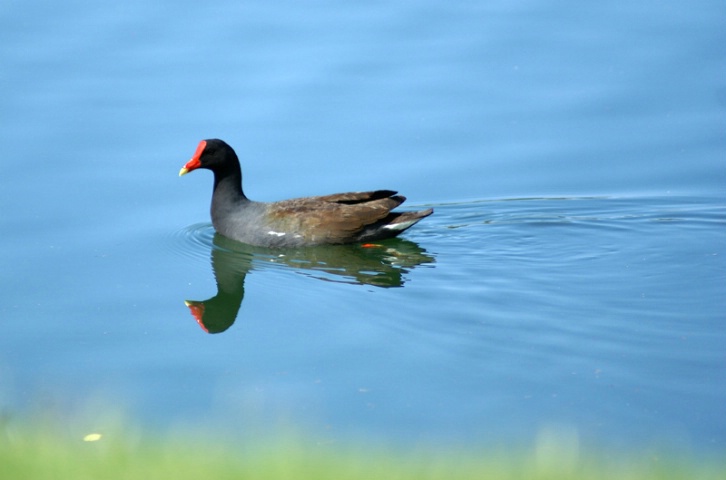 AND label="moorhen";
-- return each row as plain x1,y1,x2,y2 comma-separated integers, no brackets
179,139,433,247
